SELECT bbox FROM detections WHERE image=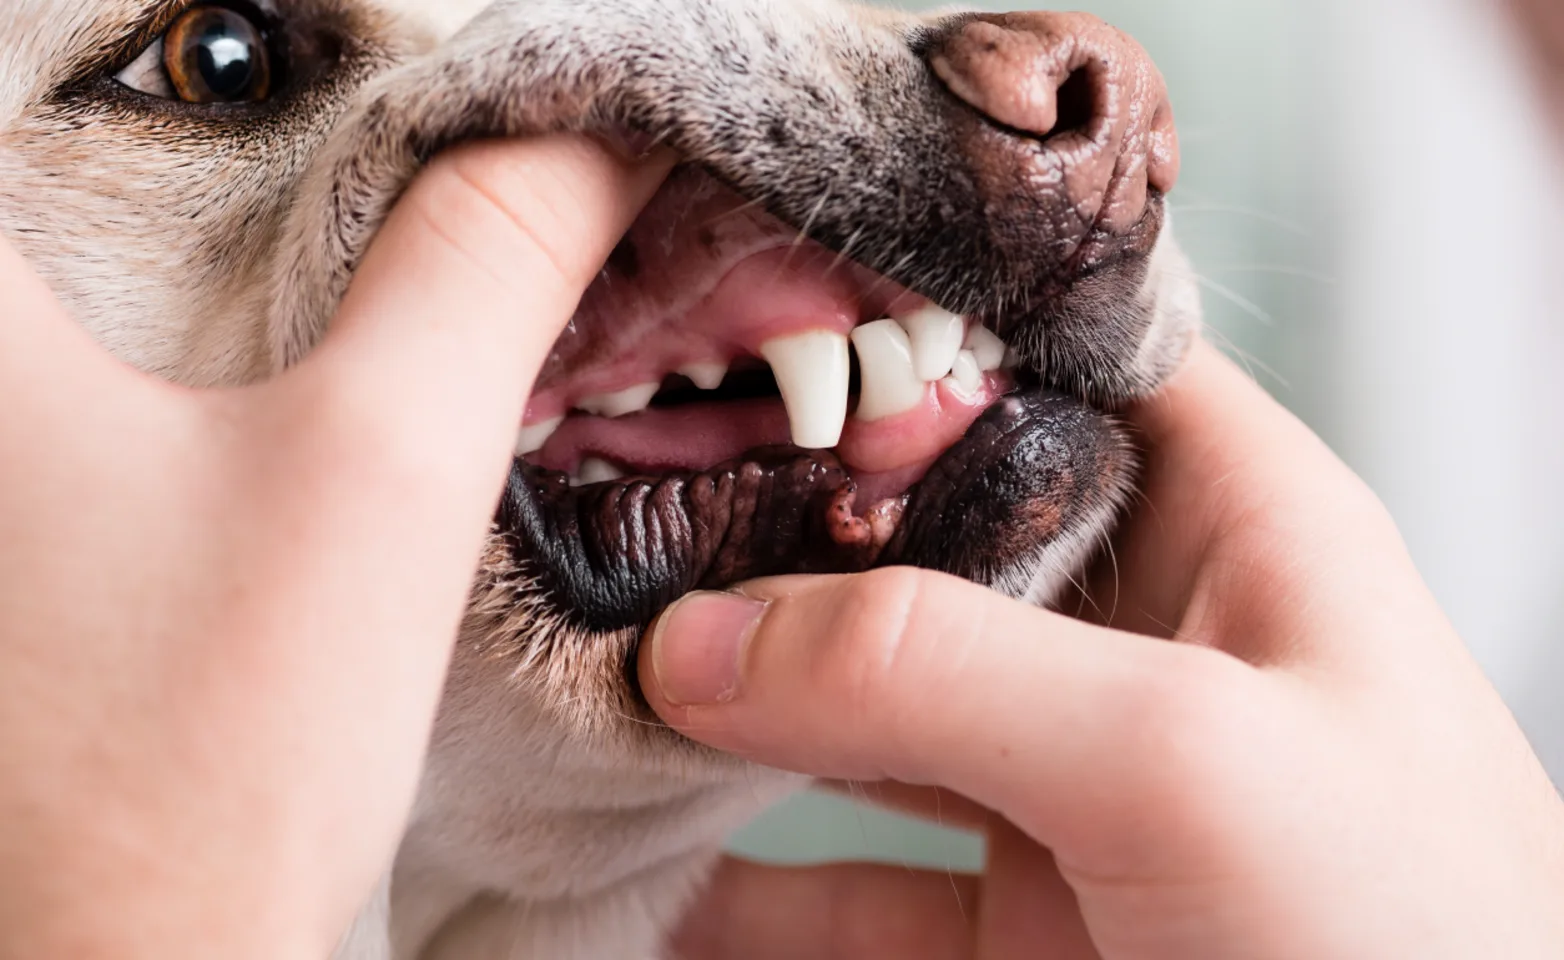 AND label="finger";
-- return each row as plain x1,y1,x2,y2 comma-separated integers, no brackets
190,138,671,831
639,572,1261,868
231,136,671,668
671,857,979,960
1088,340,1429,666
979,820,1101,960
274,134,673,510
